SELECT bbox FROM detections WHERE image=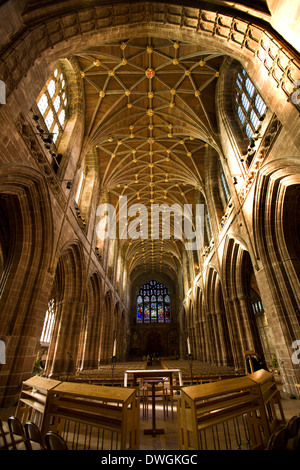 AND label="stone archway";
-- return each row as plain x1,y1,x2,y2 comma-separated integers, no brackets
1,2,298,156
253,160,300,394
77,272,102,370
204,265,233,367
221,235,266,372
46,241,86,378
0,165,54,406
